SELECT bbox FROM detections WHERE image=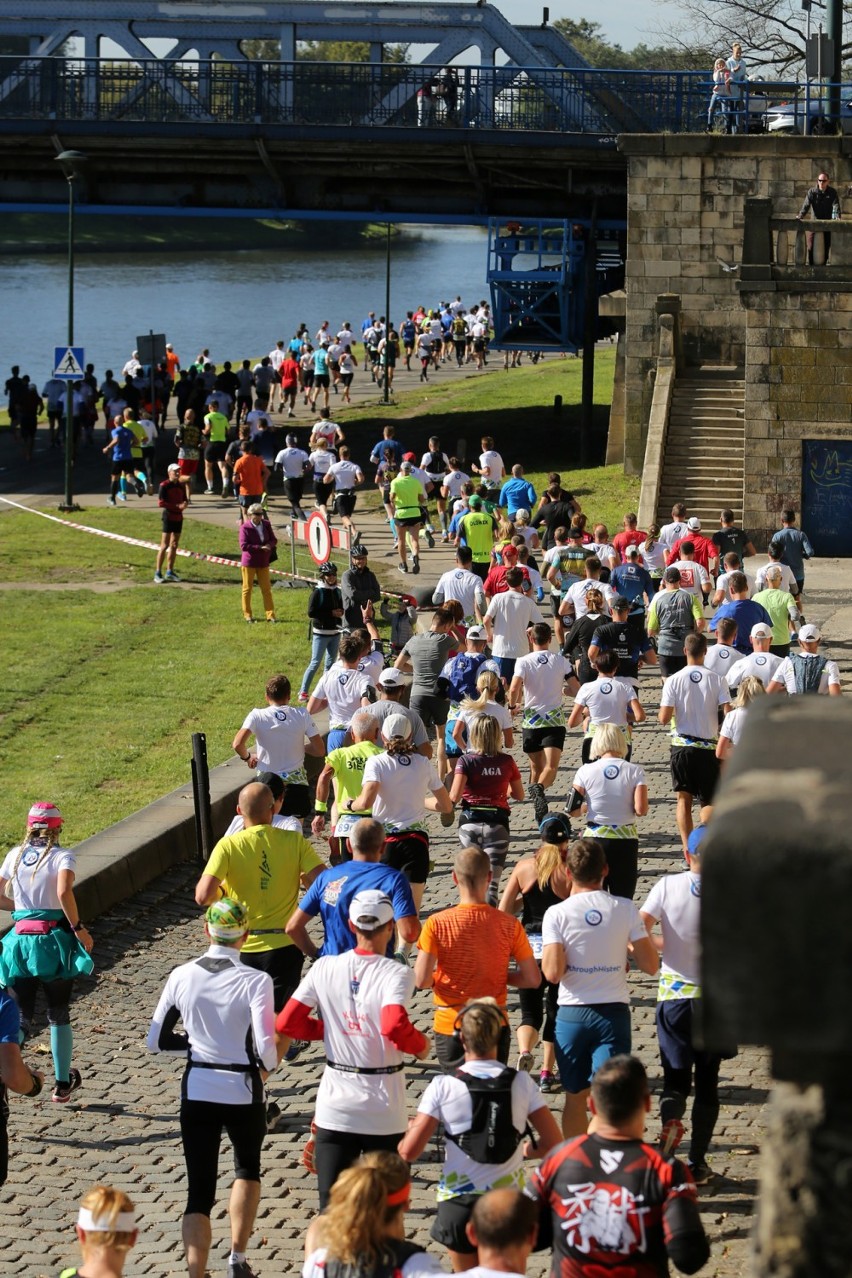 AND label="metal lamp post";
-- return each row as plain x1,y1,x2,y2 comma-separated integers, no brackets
55,149,87,511
383,222,392,405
